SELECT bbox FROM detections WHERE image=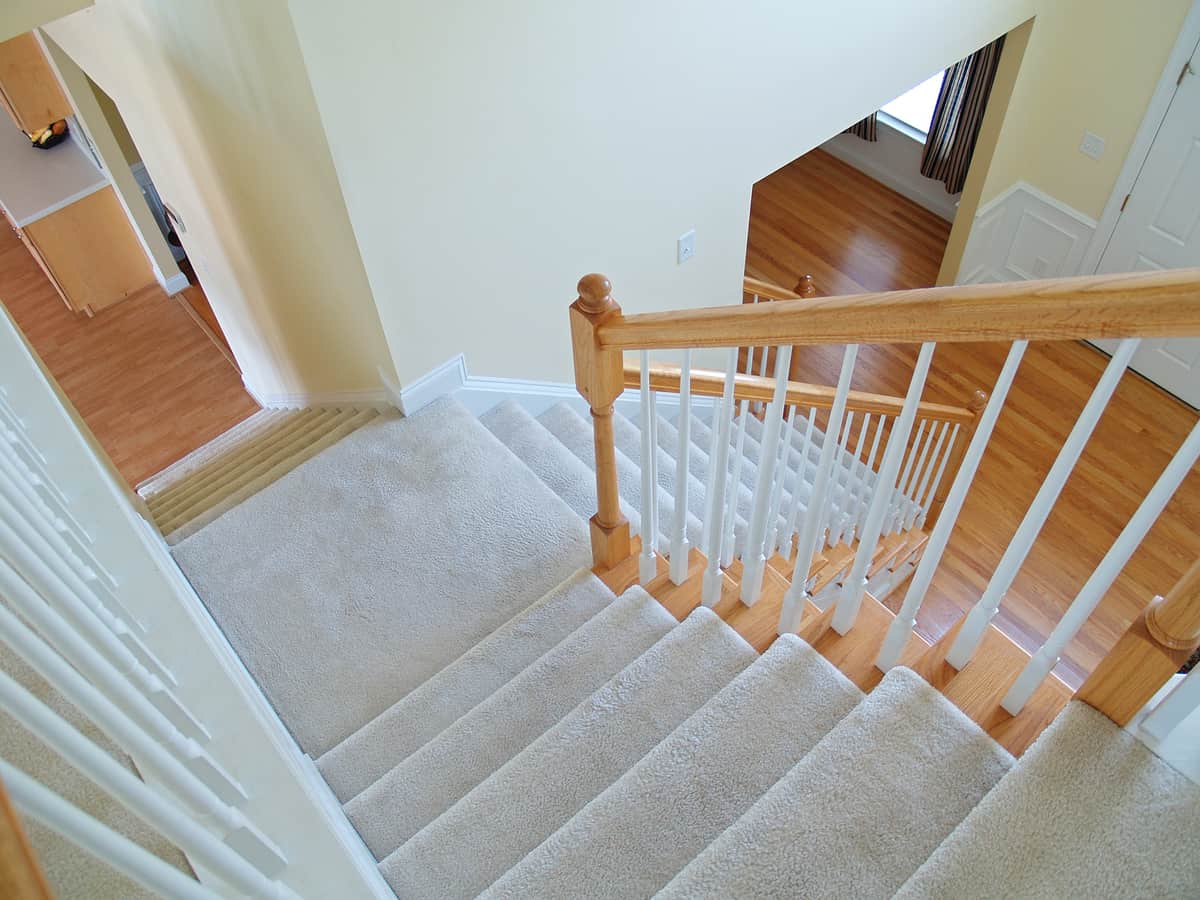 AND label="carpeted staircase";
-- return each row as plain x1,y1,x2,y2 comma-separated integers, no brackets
157,395,1199,898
